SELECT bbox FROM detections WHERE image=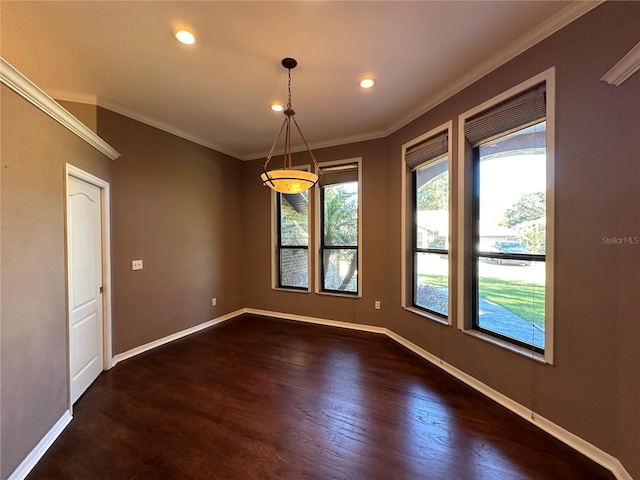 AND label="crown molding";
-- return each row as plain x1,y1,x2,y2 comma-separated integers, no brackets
96,98,240,159
383,0,604,137
28,1,603,162
45,89,98,105
601,41,640,86
95,96,385,162
46,88,240,160
281,0,603,158
0,57,120,160
241,128,387,161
